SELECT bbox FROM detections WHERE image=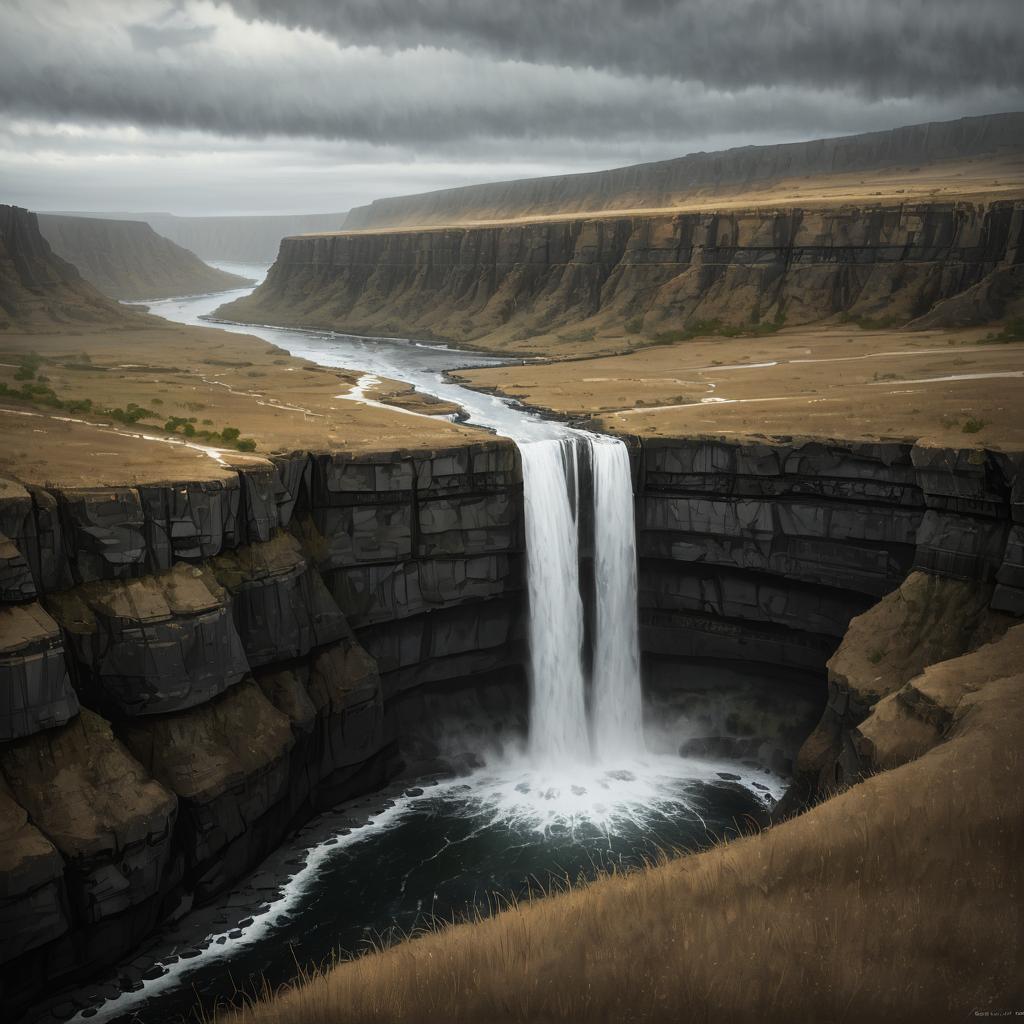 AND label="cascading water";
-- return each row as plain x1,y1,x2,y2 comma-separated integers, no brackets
520,438,589,763
66,266,795,1024
518,430,644,763
589,434,644,758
